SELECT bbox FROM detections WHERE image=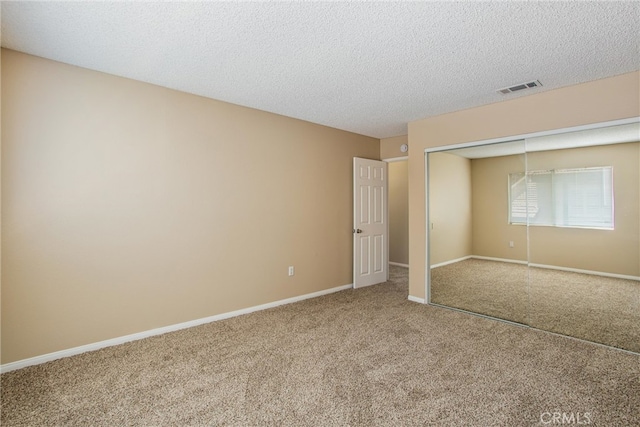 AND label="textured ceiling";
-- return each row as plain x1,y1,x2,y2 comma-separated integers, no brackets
2,2,639,139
